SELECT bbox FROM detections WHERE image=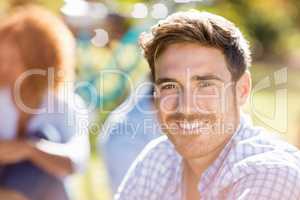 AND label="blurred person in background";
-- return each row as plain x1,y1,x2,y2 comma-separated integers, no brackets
0,5,90,200
98,75,161,193
95,12,162,194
